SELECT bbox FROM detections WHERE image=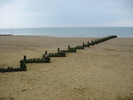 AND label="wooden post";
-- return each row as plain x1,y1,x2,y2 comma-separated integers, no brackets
83,42,84,47
68,45,70,50
45,51,47,55
20,60,26,71
23,61,26,70
57,48,60,52
24,55,26,62
20,60,23,69
87,41,90,47
91,40,94,45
